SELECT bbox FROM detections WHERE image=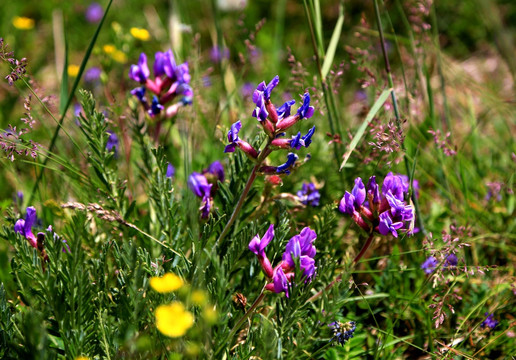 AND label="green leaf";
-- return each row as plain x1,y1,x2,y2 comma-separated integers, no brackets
339,89,391,171
321,3,344,79
59,35,69,116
